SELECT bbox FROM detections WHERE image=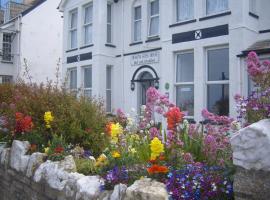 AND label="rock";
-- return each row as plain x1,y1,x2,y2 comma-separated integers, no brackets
59,155,77,173
26,152,46,177
64,172,85,198
110,184,127,200
125,178,168,200
10,140,30,173
0,148,10,167
231,119,270,171
75,176,104,200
